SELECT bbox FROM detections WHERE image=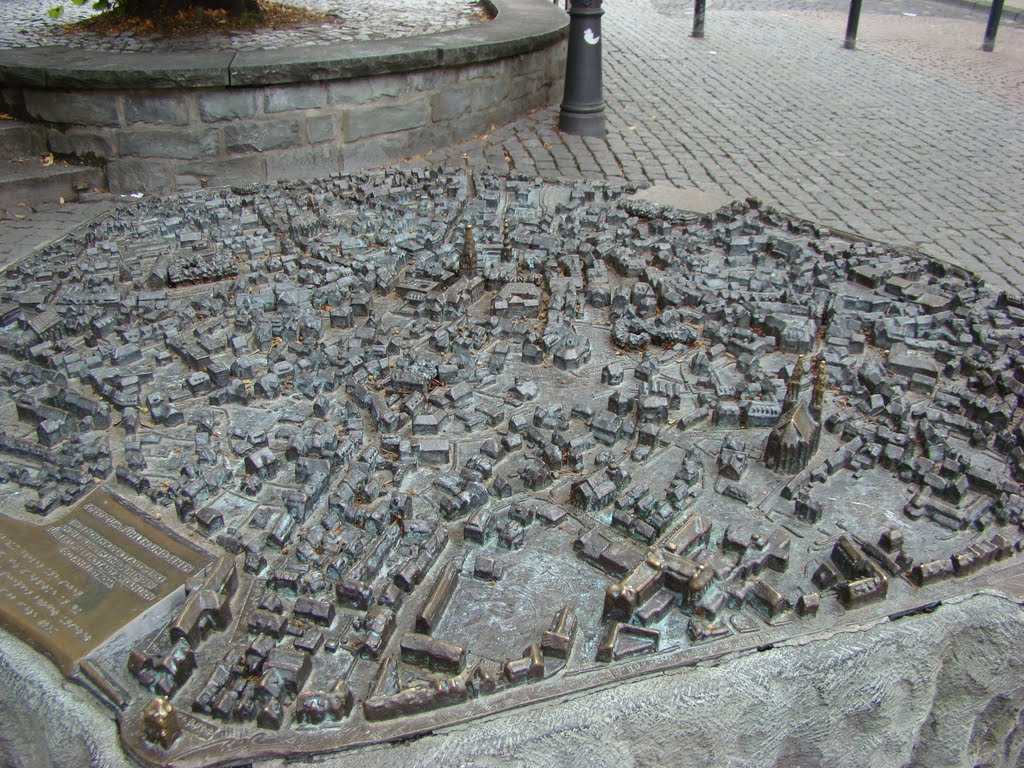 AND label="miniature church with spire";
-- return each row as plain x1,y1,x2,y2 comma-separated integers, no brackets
460,223,478,278
763,355,826,474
